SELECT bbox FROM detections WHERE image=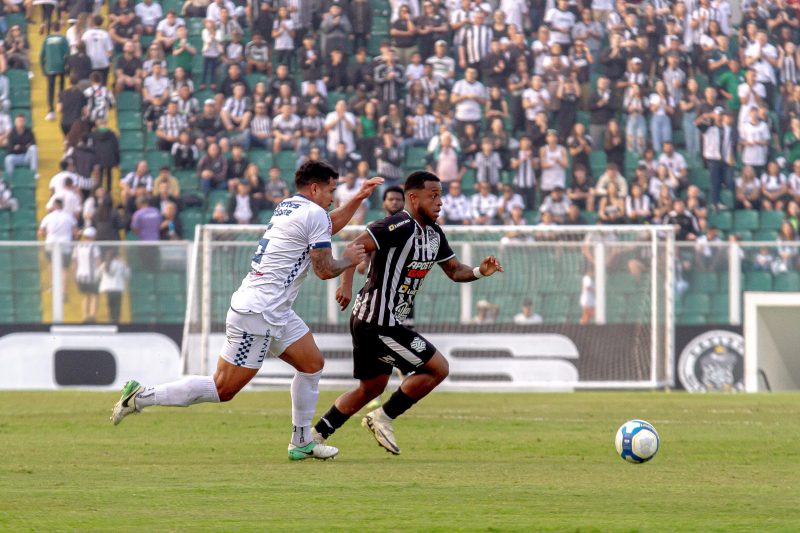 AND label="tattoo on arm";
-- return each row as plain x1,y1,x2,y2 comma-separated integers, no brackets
310,248,352,280
440,257,477,283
